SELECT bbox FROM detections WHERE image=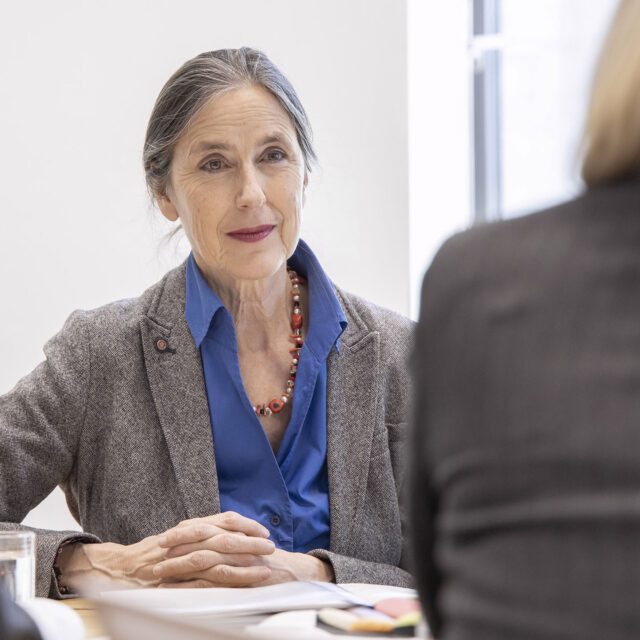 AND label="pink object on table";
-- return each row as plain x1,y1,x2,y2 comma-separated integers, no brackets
375,597,422,619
